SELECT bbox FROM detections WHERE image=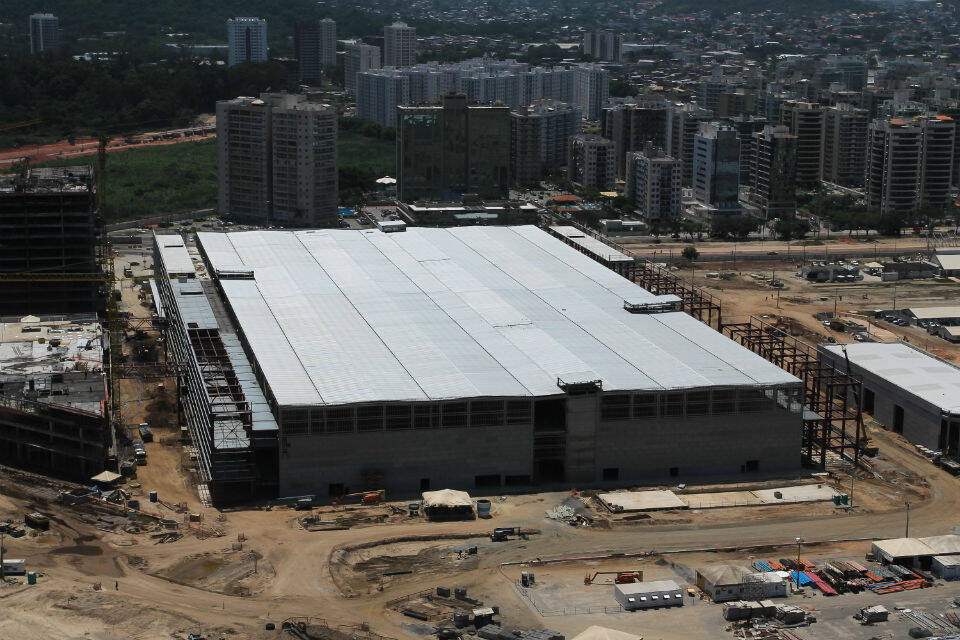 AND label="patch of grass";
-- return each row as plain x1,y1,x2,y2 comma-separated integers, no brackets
36,138,218,223
23,128,394,223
